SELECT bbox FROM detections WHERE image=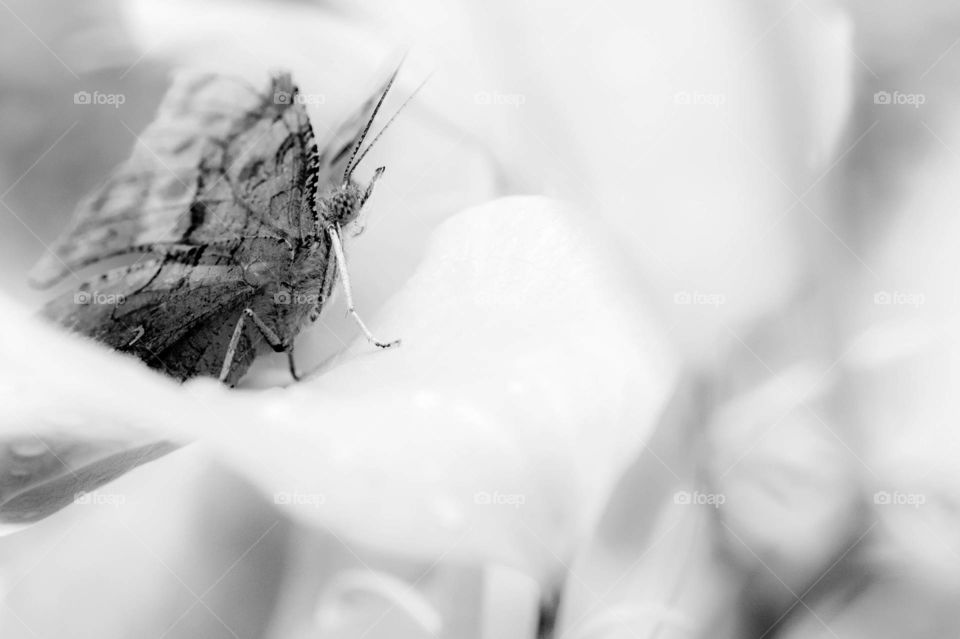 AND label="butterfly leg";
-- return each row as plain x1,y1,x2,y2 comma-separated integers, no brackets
219,308,299,383
220,311,249,383
243,308,301,380
286,351,300,381
327,224,400,349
